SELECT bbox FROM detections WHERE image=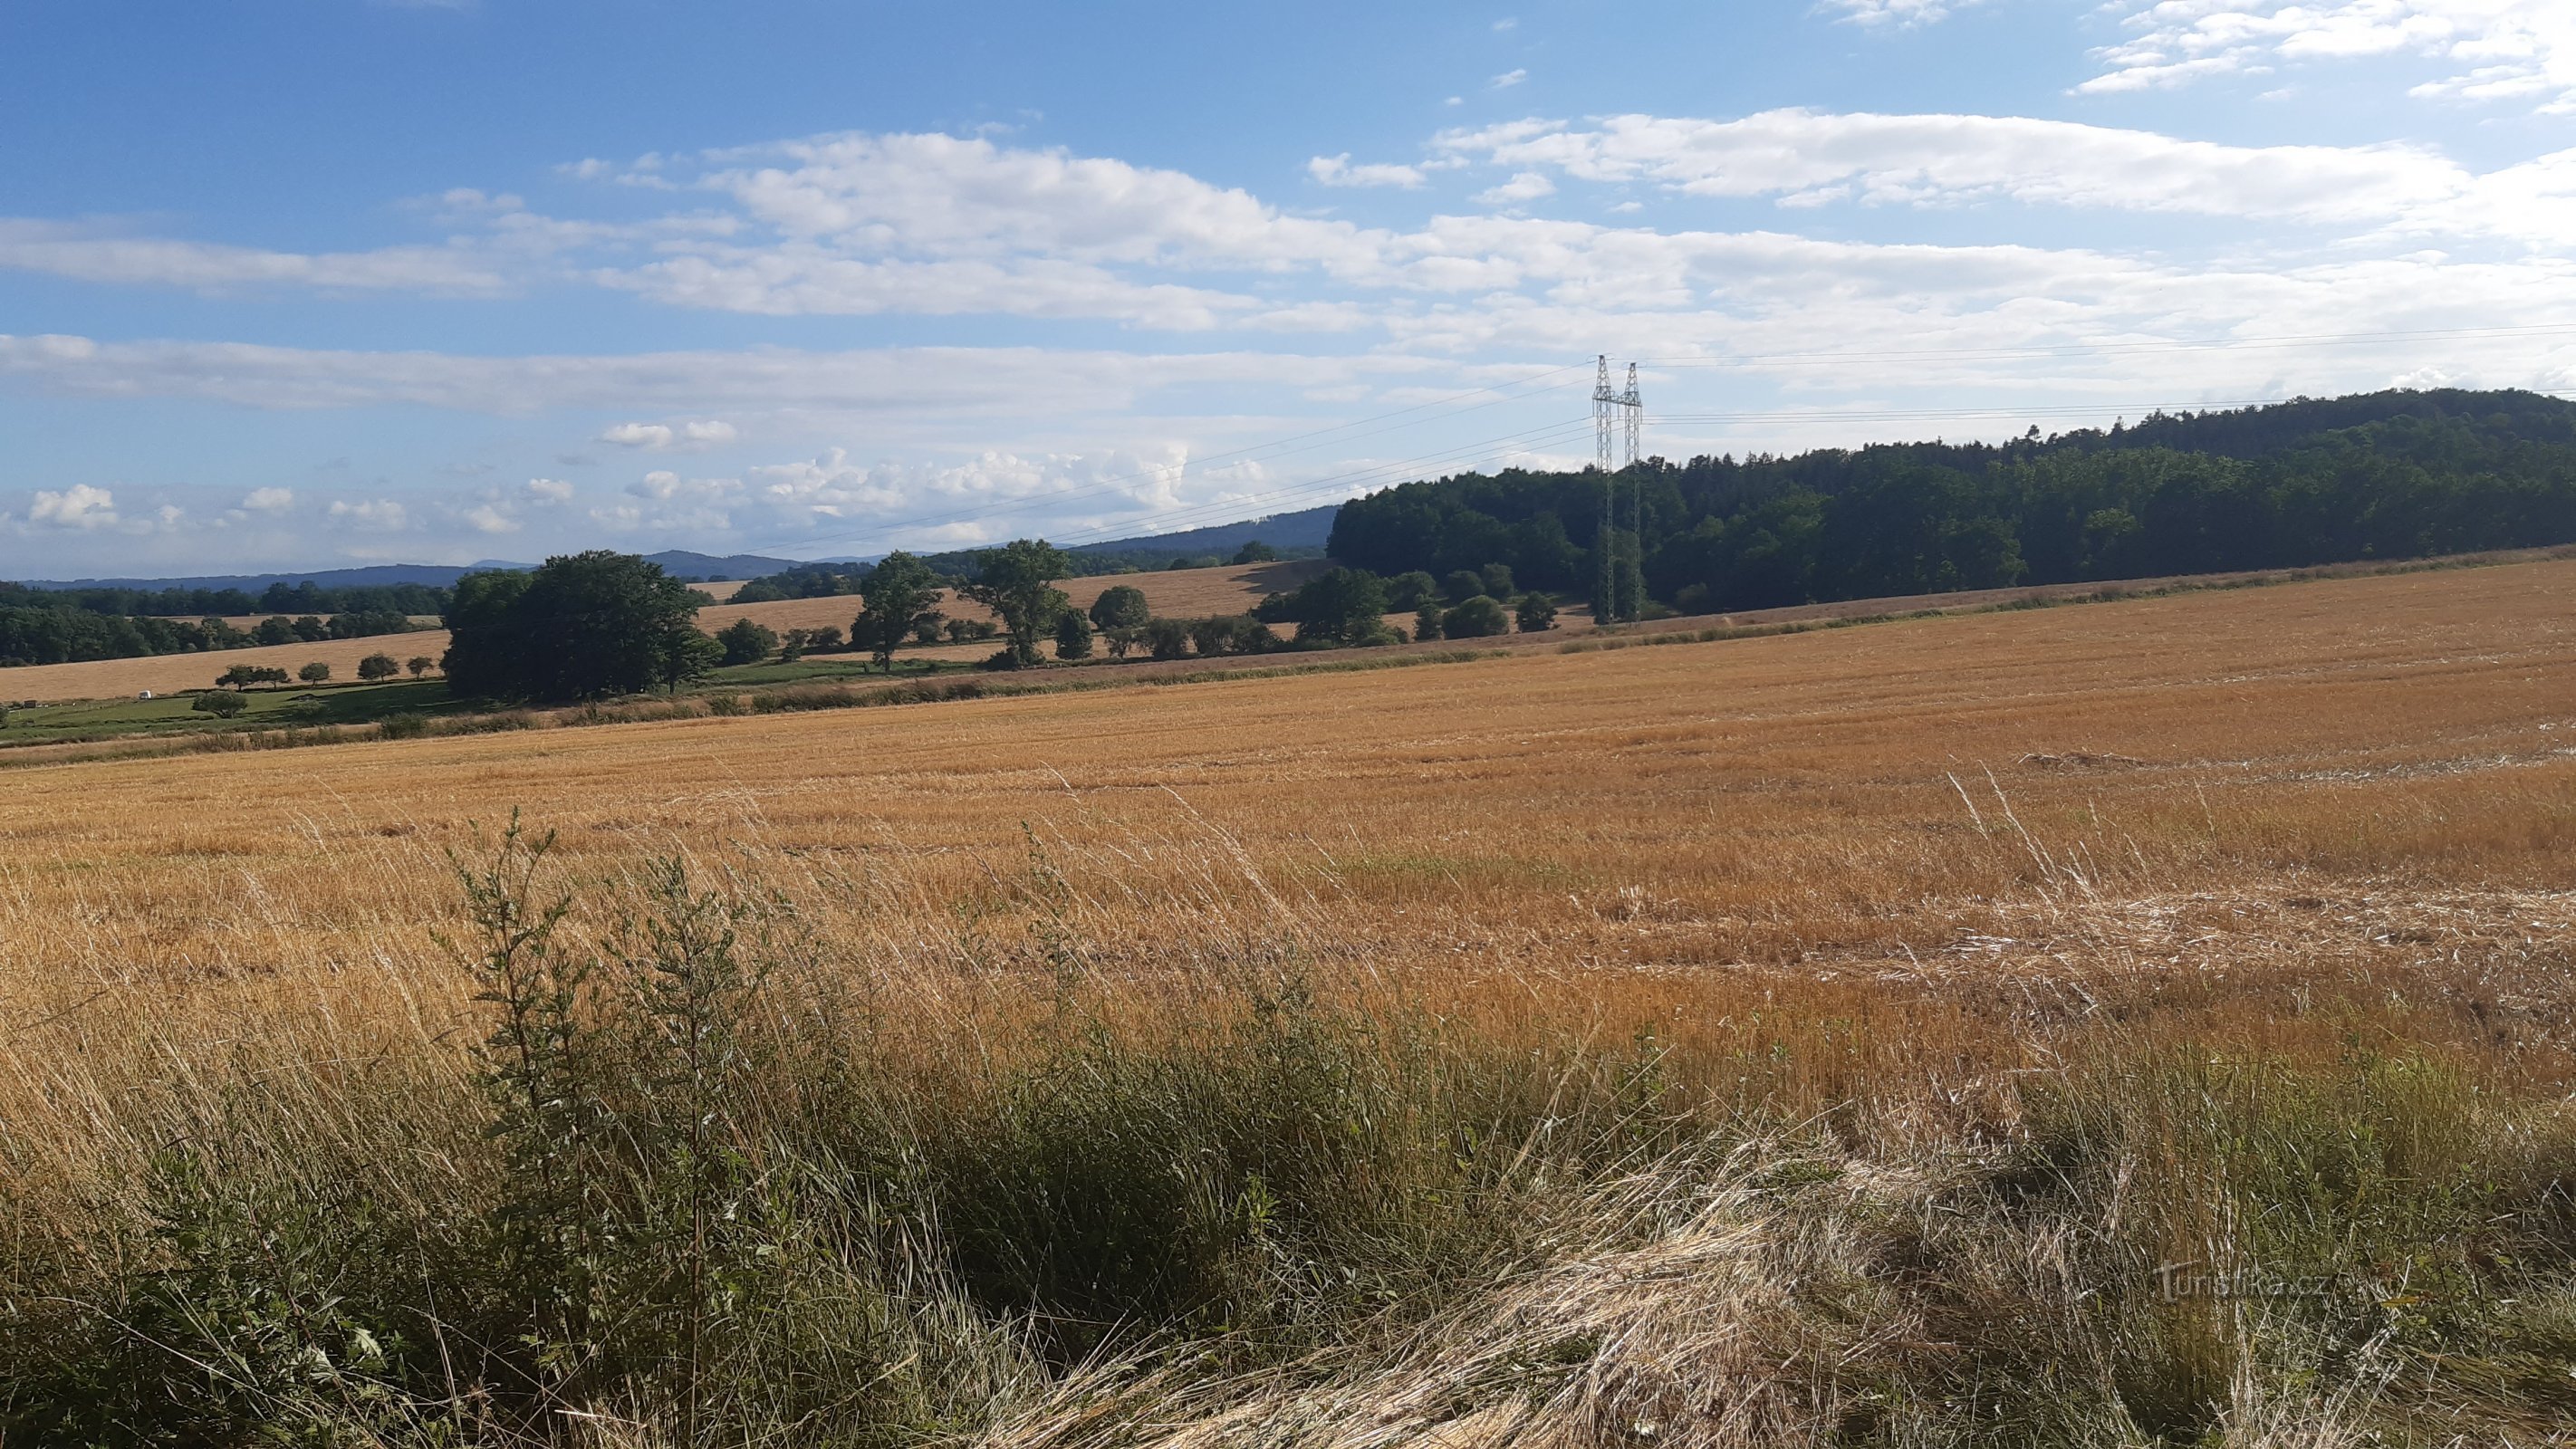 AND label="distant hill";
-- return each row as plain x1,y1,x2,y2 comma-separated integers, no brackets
1067,504,1339,559
22,549,803,594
